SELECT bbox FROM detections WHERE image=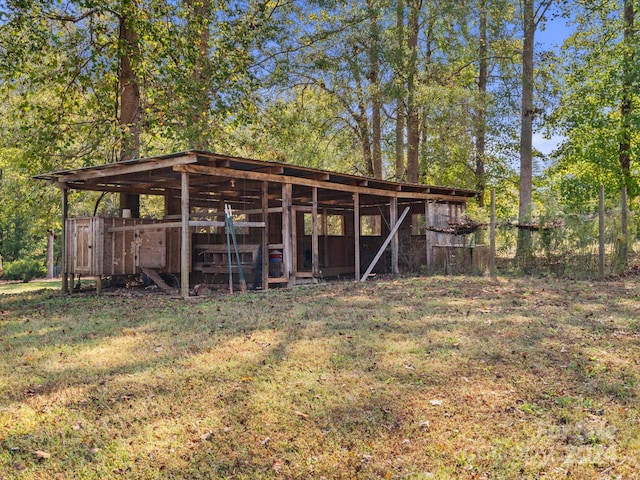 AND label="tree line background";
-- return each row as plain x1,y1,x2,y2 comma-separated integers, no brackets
0,0,637,274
